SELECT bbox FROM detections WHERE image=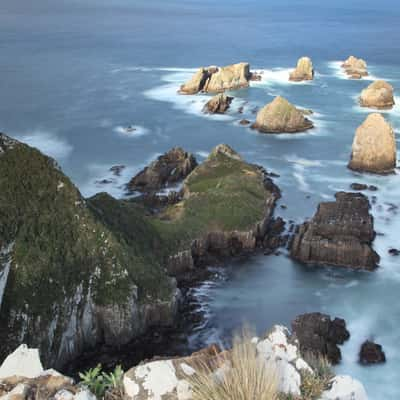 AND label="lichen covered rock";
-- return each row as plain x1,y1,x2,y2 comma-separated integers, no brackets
290,192,379,270
203,93,233,114
359,80,395,109
348,113,396,174
289,57,314,81
252,96,314,133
